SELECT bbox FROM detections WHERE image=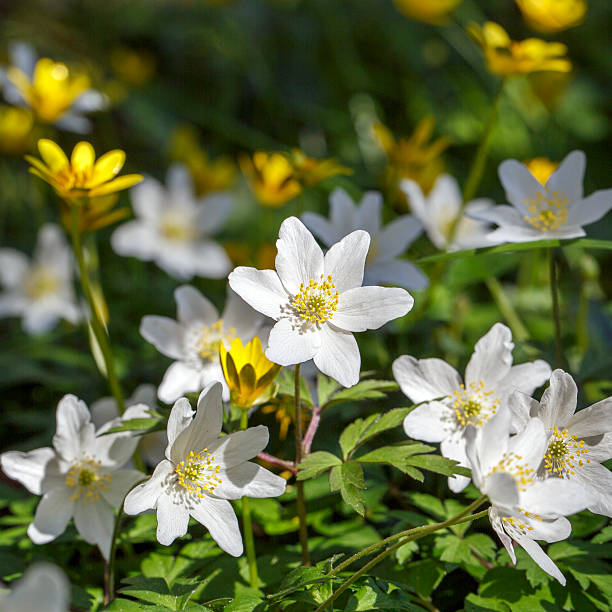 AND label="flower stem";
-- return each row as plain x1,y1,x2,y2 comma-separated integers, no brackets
69,205,126,415
315,497,489,611
548,248,563,368
294,363,311,565
240,409,259,588
105,504,125,603
485,277,529,341
302,404,322,456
